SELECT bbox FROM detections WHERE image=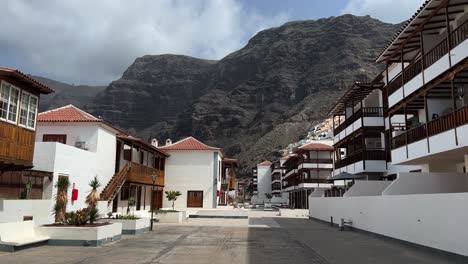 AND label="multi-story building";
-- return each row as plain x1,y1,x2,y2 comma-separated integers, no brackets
270,160,282,197
283,142,333,209
310,1,468,257
250,161,272,204
0,68,54,223
33,105,168,219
